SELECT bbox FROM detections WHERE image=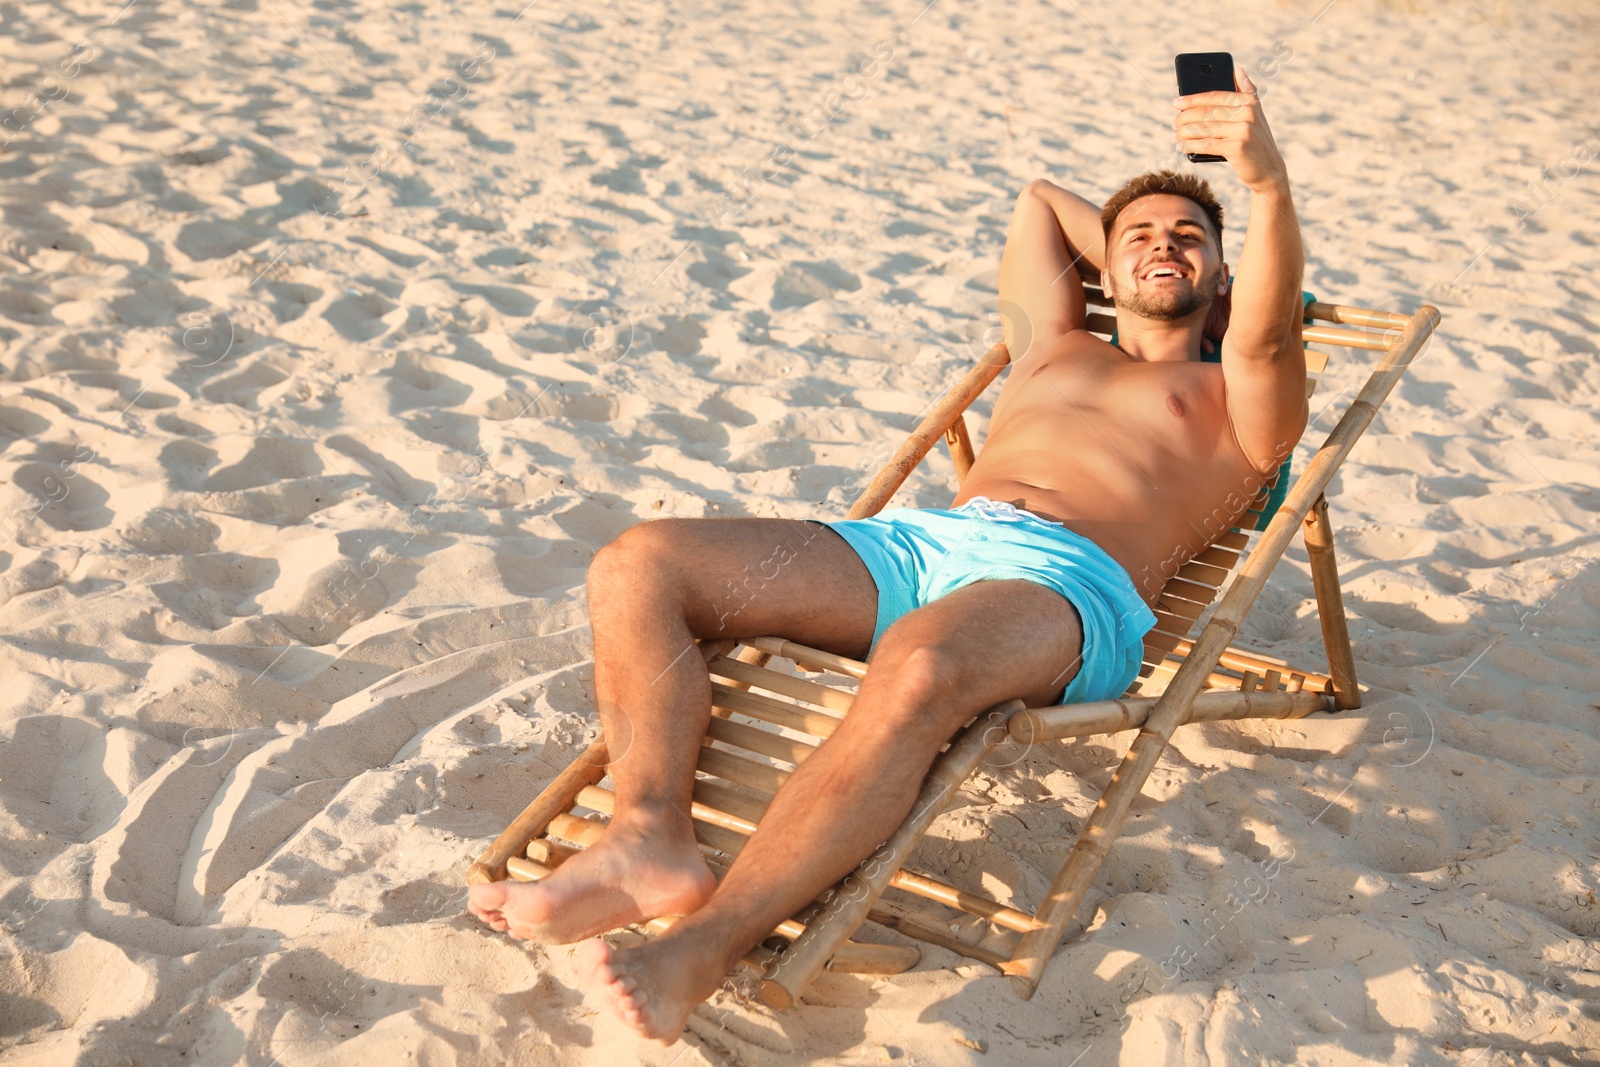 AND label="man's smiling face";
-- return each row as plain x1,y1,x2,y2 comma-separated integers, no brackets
1103,193,1227,322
